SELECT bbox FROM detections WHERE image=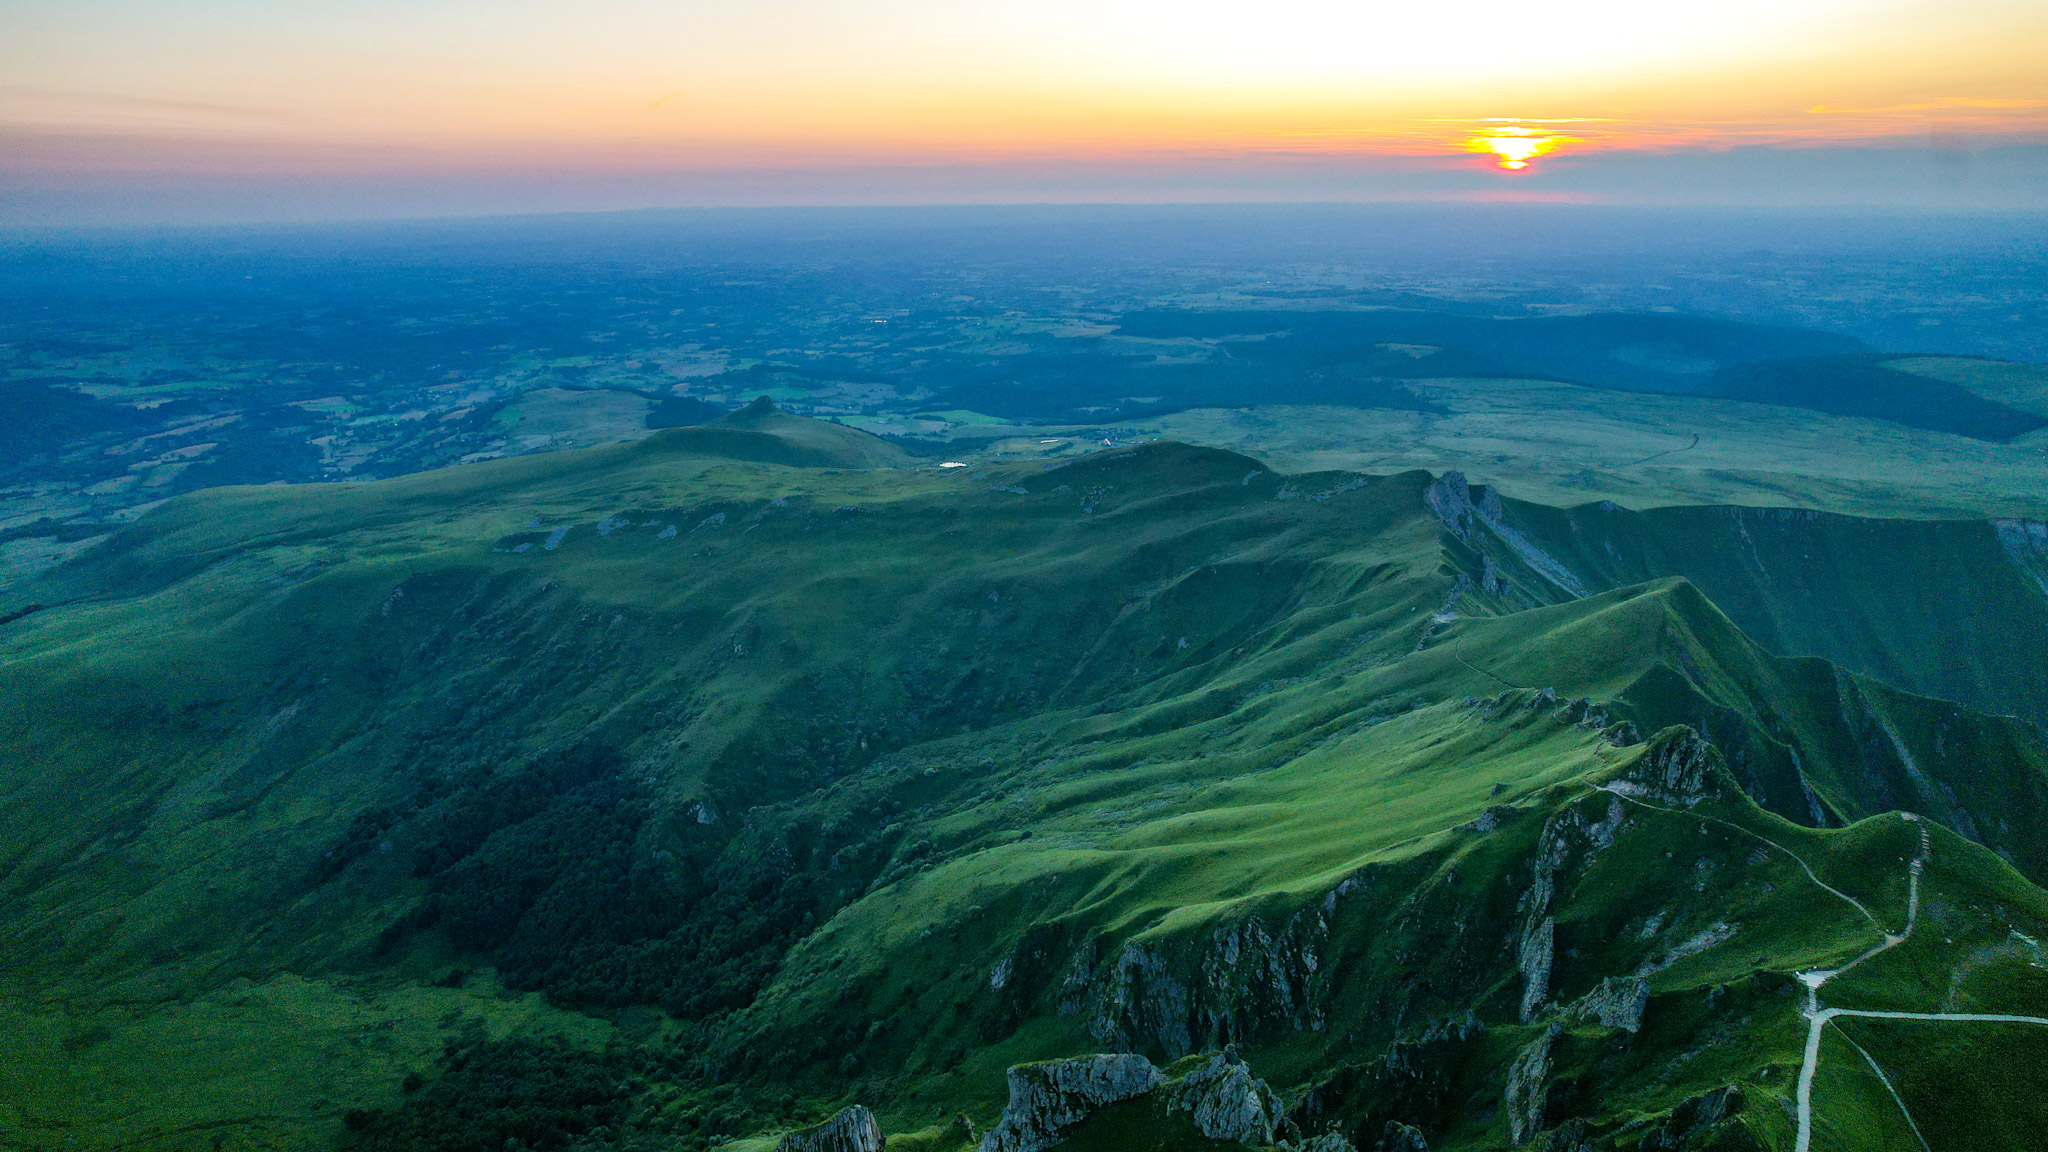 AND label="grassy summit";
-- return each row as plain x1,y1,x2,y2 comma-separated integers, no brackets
3,407,2045,1152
